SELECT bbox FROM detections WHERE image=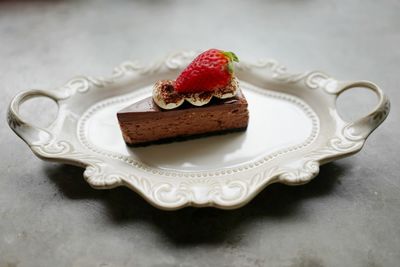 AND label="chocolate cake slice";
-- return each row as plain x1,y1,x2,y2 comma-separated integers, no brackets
117,89,249,146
